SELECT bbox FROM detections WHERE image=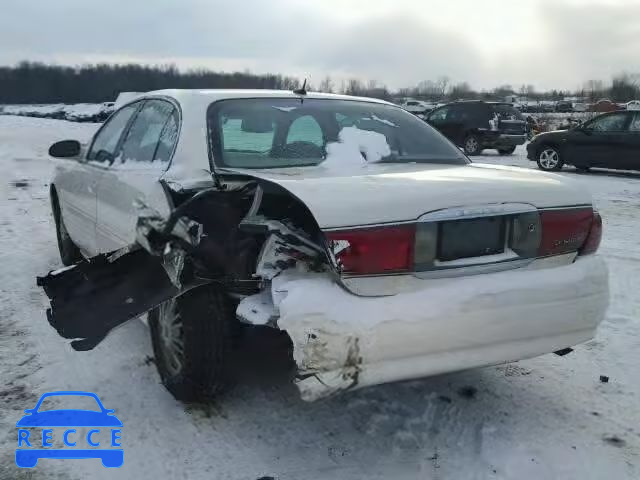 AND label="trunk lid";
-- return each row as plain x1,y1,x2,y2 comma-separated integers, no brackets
222,163,591,229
